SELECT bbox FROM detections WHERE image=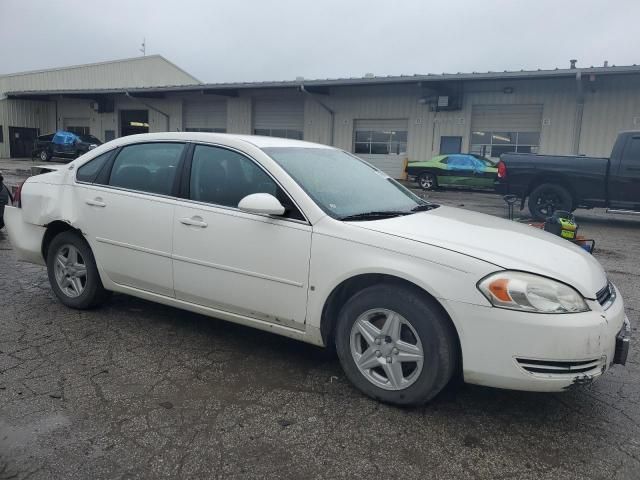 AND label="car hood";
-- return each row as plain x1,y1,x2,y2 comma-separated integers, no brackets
350,206,607,298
